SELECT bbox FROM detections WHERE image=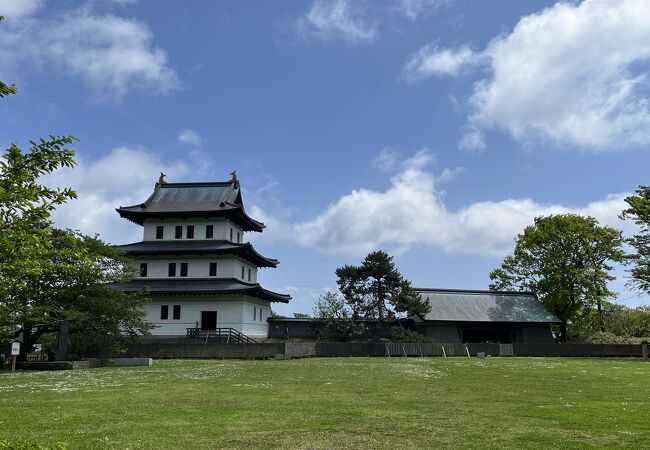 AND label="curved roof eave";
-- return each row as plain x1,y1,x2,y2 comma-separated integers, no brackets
115,241,279,268
115,207,265,231
112,278,291,303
